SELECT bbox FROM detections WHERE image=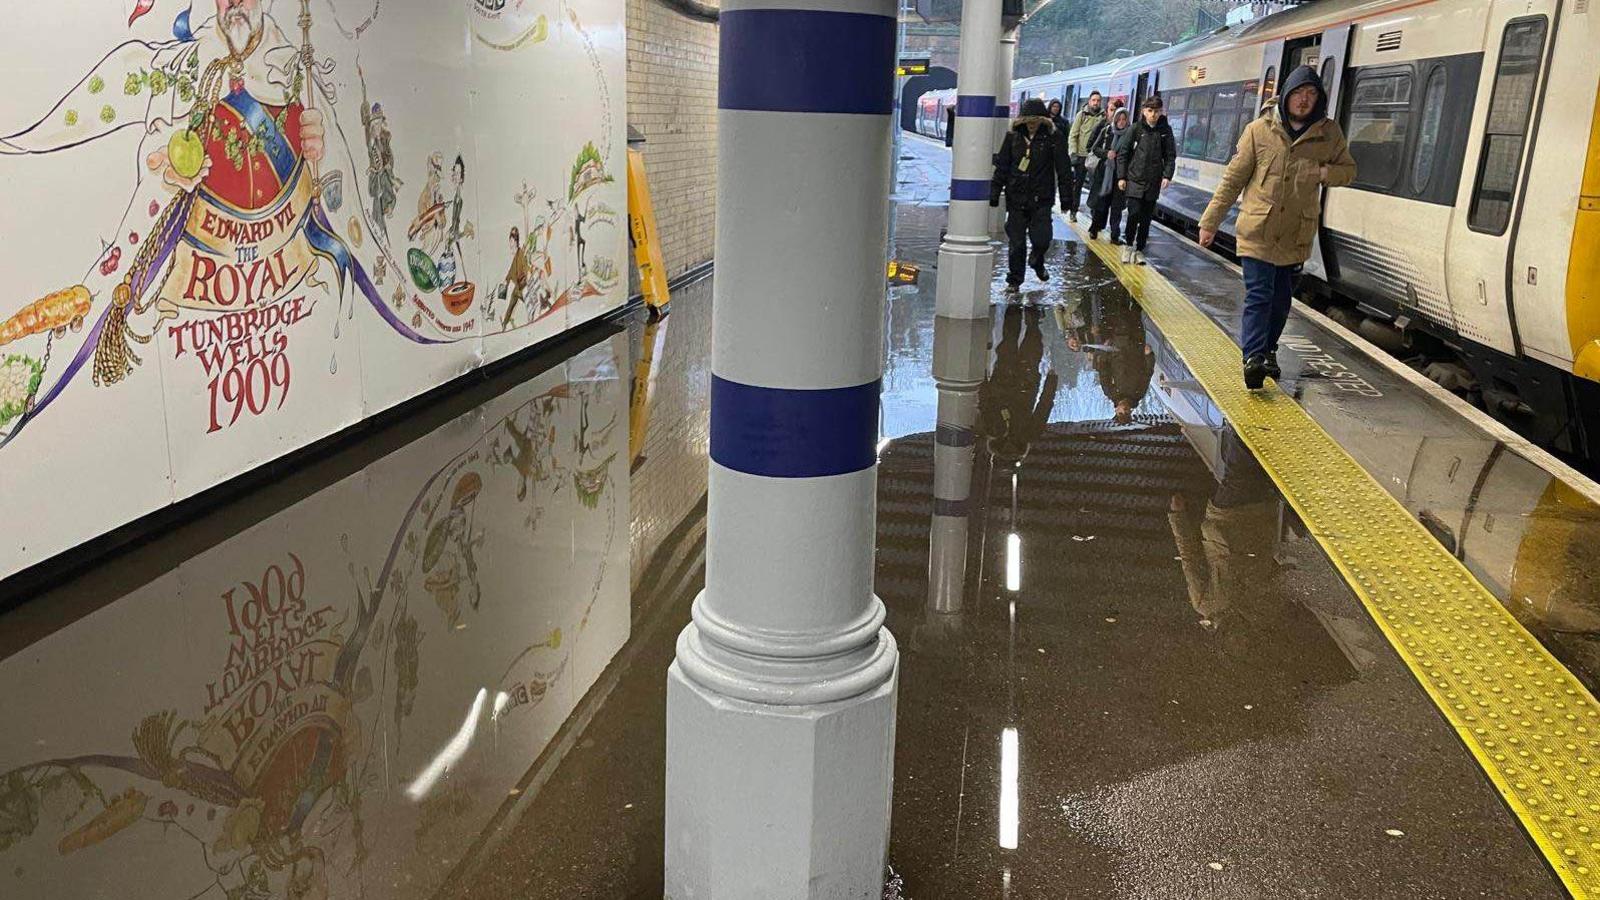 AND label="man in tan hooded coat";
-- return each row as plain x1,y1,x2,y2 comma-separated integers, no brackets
1200,65,1356,389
